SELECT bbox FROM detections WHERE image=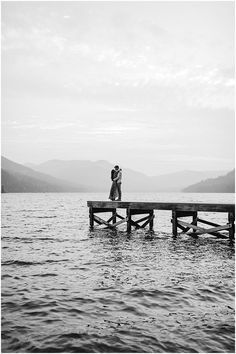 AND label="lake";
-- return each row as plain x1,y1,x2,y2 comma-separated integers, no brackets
1,192,235,353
